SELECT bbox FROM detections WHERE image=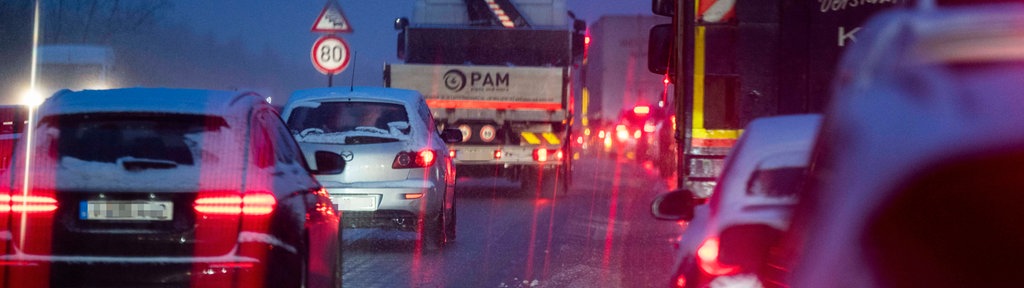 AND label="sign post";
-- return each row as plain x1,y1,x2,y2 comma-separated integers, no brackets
310,0,354,87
